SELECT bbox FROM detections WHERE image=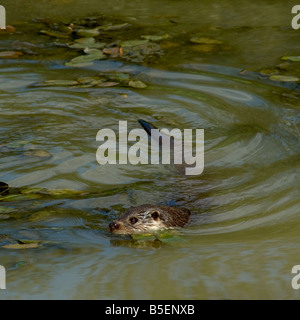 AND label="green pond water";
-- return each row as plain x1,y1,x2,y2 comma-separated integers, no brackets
0,0,300,299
